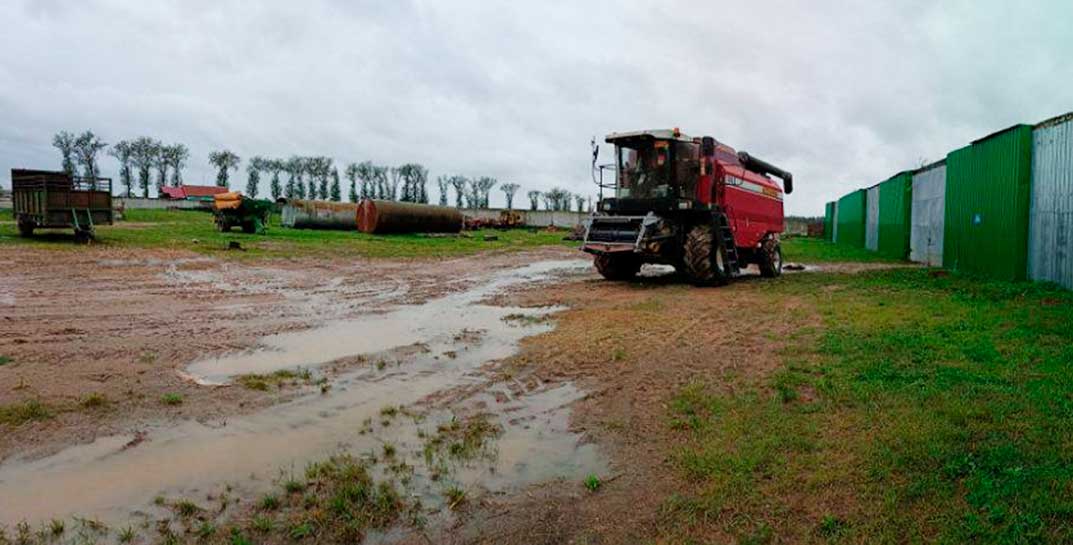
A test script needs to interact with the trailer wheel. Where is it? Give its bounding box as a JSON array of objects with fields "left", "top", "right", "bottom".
[
  {"left": 594, "top": 253, "right": 641, "bottom": 281},
  {"left": 684, "top": 224, "right": 729, "bottom": 286},
  {"left": 758, "top": 238, "right": 782, "bottom": 278},
  {"left": 241, "top": 221, "right": 257, "bottom": 234},
  {"left": 74, "top": 229, "right": 93, "bottom": 244},
  {"left": 17, "top": 220, "right": 35, "bottom": 237}
]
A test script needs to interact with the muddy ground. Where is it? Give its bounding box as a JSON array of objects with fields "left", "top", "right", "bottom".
[{"left": 1, "top": 244, "right": 861, "bottom": 544}]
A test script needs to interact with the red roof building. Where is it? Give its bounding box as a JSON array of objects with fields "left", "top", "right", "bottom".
[{"left": 160, "top": 185, "right": 230, "bottom": 201}]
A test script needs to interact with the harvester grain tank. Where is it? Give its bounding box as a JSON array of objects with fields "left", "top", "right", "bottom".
[
  {"left": 356, "top": 199, "right": 464, "bottom": 234},
  {"left": 583, "top": 129, "right": 793, "bottom": 285},
  {"left": 10, "top": 168, "right": 112, "bottom": 242}
]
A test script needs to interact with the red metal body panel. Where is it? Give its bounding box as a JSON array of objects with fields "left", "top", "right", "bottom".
[{"left": 691, "top": 142, "right": 785, "bottom": 249}]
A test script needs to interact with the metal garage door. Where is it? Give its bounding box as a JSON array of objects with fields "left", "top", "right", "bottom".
[
  {"left": 910, "top": 163, "right": 946, "bottom": 266},
  {"left": 865, "top": 185, "right": 879, "bottom": 251}
]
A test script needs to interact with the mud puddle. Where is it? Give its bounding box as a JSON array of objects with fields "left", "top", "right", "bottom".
[
  {"left": 185, "top": 259, "right": 590, "bottom": 384},
  {"left": 0, "top": 259, "right": 601, "bottom": 531}
]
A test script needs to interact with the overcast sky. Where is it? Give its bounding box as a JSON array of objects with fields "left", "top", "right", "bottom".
[{"left": 1, "top": 0, "right": 1070, "bottom": 215}]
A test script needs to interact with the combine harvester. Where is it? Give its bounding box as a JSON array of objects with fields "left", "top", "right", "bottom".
[{"left": 583, "top": 129, "right": 793, "bottom": 285}]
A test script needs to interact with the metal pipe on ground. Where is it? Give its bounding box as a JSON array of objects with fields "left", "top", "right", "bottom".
[
  {"left": 357, "top": 199, "right": 464, "bottom": 234},
  {"left": 279, "top": 199, "right": 359, "bottom": 230}
]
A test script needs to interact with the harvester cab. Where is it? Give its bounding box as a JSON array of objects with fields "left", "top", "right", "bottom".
[{"left": 583, "top": 129, "right": 792, "bottom": 286}]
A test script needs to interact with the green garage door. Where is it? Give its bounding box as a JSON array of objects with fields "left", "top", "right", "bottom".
[
  {"left": 877, "top": 172, "right": 913, "bottom": 260},
  {"left": 943, "top": 125, "right": 1033, "bottom": 281},
  {"left": 836, "top": 189, "right": 866, "bottom": 248}
]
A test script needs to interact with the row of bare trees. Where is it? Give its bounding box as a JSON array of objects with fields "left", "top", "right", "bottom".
[
  {"left": 50, "top": 132, "right": 590, "bottom": 210},
  {"left": 53, "top": 131, "right": 191, "bottom": 197}
]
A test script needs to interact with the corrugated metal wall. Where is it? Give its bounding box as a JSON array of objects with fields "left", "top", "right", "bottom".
[
  {"left": 865, "top": 185, "right": 880, "bottom": 251},
  {"left": 877, "top": 172, "right": 912, "bottom": 259},
  {"left": 910, "top": 163, "right": 946, "bottom": 266},
  {"left": 832, "top": 201, "right": 839, "bottom": 242},
  {"left": 1028, "top": 114, "right": 1073, "bottom": 288},
  {"left": 943, "top": 125, "right": 1034, "bottom": 281},
  {"left": 836, "top": 190, "right": 866, "bottom": 248},
  {"left": 824, "top": 202, "right": 835, "bottom": 241}
]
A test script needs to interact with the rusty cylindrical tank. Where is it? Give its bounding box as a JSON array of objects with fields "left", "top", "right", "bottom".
[
  {"left": 356, "top": 199, "right": 464, "bottom": 234},
  {"left": 279, "top": 199, "right": 359, "bottom": 230}
]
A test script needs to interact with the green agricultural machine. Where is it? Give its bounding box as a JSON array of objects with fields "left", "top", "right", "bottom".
[{"left": 213, "top": 192, "right": 273, "bottom": 234}]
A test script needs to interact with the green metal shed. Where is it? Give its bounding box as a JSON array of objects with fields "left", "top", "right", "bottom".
[
  {"left": 943, "top": 124, "right": 1033, "bottom": 281},
  {"left": 876, "top": 172, "right": 913, "bottom": 260},
  {"left": 836, "top": 189, "right": 866, "bottom": 248}
]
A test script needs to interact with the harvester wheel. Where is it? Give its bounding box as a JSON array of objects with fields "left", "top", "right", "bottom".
[
  {"left": 758, "top": 238, "right": 783, "bottom": 278},
  {"left": 684, "top": 224, "right": 729, "bottom": 286},
  {"left": 594, "top": 253, "right": 641, "bottom": 281}
]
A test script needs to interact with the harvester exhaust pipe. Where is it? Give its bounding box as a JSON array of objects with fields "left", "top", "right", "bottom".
[{"left": 738, "top": 151, "right": 793, "bottom": 194}]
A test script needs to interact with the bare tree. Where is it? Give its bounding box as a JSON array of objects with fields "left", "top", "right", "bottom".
[
  {"left": 73, "top": 131, "right": 108, "bottom": 179},
  {"left": 330, "top": 167, "right": 341, "bottom": 201},
  {"left": 373, "top": 166, "right": 389, "bottom": 199},
  {"left": 465, "top": 178, "right": 481, "bottom": 208},
  {"left": 266, "top": 159, "right": 284, "bottom": 200},
  {"left": 574, "top": 194, "right": 586, "bottom": 212},
  {"left": 151, "top": 141, "right": 169, "bottom": 194},
  {"left": 108, "top": 140, "right": 135, "bottom": 197},
  {"left": 389, "top": 167, "right": 404, "bottom": 201},
  {"left": 436, "top": 175, "right": 450, "bottom": 206},
  {"left": 476, "top": 177, "right": 497, "bottom": 208},
  {"left": 52, "top": 131, "right": 78, "bottom": 177},
  {"left": 246, "top": 156, "right": 264, "bottom": 198},
  {"left": 527, "top": 190, "right": 541, "bottom": 211},
  {"left": 314, "top": 157, "right": 333, "bottom": 200},
  {"left": 208, "top": 150, "right": 241, "bottom": 188},
  {"left": 130, "top": 137, "right": 157, "bottom": 198},
  {"left": 355, "top": 161, "right": 375, "bottom": 200},
  {"left": 284, "top": 156, "right": 301, "bottom": 199},
  {"left": 450, "top": 176, "right": 468, "bottom": 208},
  {"left": 345, "top": 163, "right": 360, "bottom": 202},
  {"left": 500, "top": 183, "right": 520, "bottom": 210},
  {"left": 162, "top": 143, "right": 190, "bottom": 186},
  {"left": 399, "top": 163, "right": 429, "bottom": 203}
]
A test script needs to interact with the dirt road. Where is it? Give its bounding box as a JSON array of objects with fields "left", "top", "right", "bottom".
[{"left": 1, "top": 244, "right": 836, "bottom": 543}]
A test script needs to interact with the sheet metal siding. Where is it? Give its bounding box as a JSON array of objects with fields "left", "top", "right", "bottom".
[
  {"left": 832, "top": 201, "right": 840, "bottom": 242},
  {"left": 836, "top": 190, "right": 866, "bottom": 248},
  {"left": 910, "top": 165, "right": 946, "bottom": 266},
  {"left": 943, "top": 125, "right": 1033, "bottom": 281},
  {"left": 865, "top": 185, "right": 880, "bottom": 251},
  {"left": 877, "top": 173, "right": 912, "bottom": 259},
  {"left": 1028, "top": 118, "right": 1073, "bottom": 288},
  {"left": 824, "top": 202, "right": 835, "bottom": 241}
]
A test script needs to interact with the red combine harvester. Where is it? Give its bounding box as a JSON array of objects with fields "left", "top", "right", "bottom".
[{"left": 583, "top": 129, "right": 793, "bottom": 285}]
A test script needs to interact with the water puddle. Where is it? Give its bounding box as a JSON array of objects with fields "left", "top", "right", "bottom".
[
  {"left": 185, "top": 259, "right": 590, "bottom": 384},
  {"left": 0, "top": 260, "right": 602, "bottom": 530}
]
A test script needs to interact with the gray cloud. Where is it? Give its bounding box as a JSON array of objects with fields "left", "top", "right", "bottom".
[{"left": 1, "top": 0, "right": 1070, "bottom": 214}]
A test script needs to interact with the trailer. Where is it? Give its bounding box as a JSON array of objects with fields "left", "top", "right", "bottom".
[
  {"left": 11, "top": 169, "right": 113, "bottom": 241},
  {"left": 212, "top": 192, "right": 273, "bottom": 234}
]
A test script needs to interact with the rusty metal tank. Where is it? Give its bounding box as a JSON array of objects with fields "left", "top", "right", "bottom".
[
  {"left": 280, "top": 199, "right": 359, "bottom": 230},
  {"left": 356, "top": 199, "right": 464, "bottom": 234}
]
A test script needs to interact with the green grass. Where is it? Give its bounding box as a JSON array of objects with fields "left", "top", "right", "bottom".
[
  {"left": 236, "top": 368, "right": 313, "bottom": 391},
  {"left": 0, "top": 355, "right": 11, "bottom": 366},
  {"left": 0, "top": 208, "right": 573, "bottom": 259},
  {"left": 0, "top": 400, "right": 52, "bottom": 426},
  {"left": 781, "top": 236, "right": 899, "bottom": 264},
  {"left": 160, "top": 392, "right": 184, "bottom": 406},
  {"left": 662, "top": 269, "right": 1073, "bottom": 543}
]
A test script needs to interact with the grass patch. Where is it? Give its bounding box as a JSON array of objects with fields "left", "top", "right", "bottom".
[
  {"left": 236, "top": 368, "right": 313, "bottom": 391},
  {"left": 80, "top": 392, "right": 111, "bottom": 410},
  {"left": 0, "top": 208, "right": 573, "bottom": 260},
  {"left": 0, "top": 355, "right": 11, "bottom": 366},
  {"left": 660, "top": 268, "right": 1073, "bottom": 542},
  {"left": 0, "top": 400, "right": 52, "bottom": 426},
  {"left": 160, "top": 393, "right": 184, "bottom": 406},
  {"left": 584, "top": 474, "right": 602, "bottom": 492},
  {"left": 781, "top": 236, "right": 898, "bottom": 263}
]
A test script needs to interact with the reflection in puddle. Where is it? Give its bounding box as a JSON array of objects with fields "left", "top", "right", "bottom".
[{"left": 0, "top": 260, "right": 603, "bottom": 530}]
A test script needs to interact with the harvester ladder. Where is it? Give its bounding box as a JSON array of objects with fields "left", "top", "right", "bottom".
[{"left": 716, "top": 214, "right": 740, "bottom": 276}]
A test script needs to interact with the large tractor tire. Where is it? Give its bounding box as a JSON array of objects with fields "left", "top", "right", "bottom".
[
  {"left": 684, "top": 224, "right": 729, "bottom": 286},
  {"left": 594, "top": 253, "right": 641, "bottom": 281},
  {"left": 758, "top": 237, "right": 783, "bottom": 278}
]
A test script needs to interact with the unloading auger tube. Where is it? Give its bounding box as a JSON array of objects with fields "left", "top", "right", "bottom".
[{"left": 737, "top": 151, "right": 793, "bottom": 194}]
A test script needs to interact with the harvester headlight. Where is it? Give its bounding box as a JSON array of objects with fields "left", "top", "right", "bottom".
[{"left": 678, "top": 201, "right": 692, "bottom": 209}]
